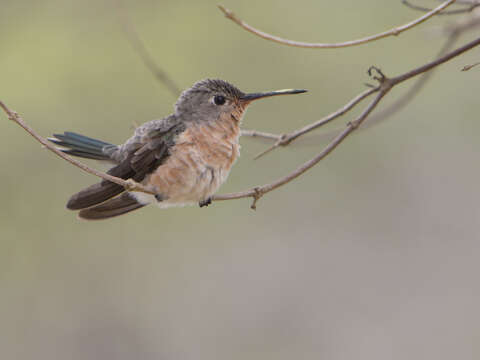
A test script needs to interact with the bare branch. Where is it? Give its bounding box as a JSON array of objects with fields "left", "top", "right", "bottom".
[
  {"left": 217, "top": 0, "right": 456, "bottom": 49},
  {"left": 115, "top": 0, "right": 181, "bottom": 97},
  {"left": 240, "top": 129, "right": 281, "bottom": 141},
  {"left": 212, "top": 35, "right": 480, "bottom": 208},
  {"left": 6, "top": 23, "right": 480, "bottom": 211},
  {"left": 253, "top": 87, "right": 379, "bottom": 159},
  {"left": 402, "top": 0, "right": 480, "bottom": 14},
  {"left": 244, "top": 12, "right": 480, "bottom": 149},
  {"left": 325, "top": 10, "right": 480, "bottom": 135},
  {"left": 213, "top": 87, "right": 391, "bottom": 208},
  {"left": 390, "top": 38, "right": 480, "bottom": 83},
  {"left": 0, "top": 101, "right": 156, "bottom": 196}
]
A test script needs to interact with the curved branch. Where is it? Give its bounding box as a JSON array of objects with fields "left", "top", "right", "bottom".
[
  {"left": 253, "top": 87, "right": 379, "bottom": 159},
  {"left": 212, "top": 35, "right": 480, "bottom": 208},
  {"left": 0, "top": 101, "right": 156, "bottom": 196},
  {"left": 213, "top": 89, "right": 389, "bottom": 209},
  {"left": 316, "top": 11, "right": 480, "bottom": 140},
  {"left": 243, "top": 13, "right": 480, "bottom": 150},
  {"left": 402, "top": 0, "right": 479, "bottom": 15},
  {"left": 218, "top": 0, "right": 456, "bottom": 49}
]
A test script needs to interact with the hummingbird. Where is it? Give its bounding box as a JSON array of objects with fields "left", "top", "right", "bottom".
[{"left": 49, "top": 79, "right": 306, "bottom": 220}]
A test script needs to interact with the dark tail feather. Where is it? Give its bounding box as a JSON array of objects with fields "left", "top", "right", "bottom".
[
  {"left": 78, "top": 193, "right": 145, "bottom": 220},
  {"left": 66, "top": 181, "right": 125, "bottom": 210},
  {"left": 49, "top": 132, "right": 117, "bottom": 161},
  {"left": 66, "top": 159, "right": 138, "bottom": 210}
]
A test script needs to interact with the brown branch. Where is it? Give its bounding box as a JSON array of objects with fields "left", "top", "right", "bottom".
[
  {"left": 253, "top": 87, "right": 380, "bottom": 159},
  {"left": 212, "top": 35, "right": 480, "bottom": 208},
  {"left": 5, "top": 37, "right": 480, "bottom": 211},
  {"left": 391, "top": 38, "right": 480, "bottom": 83},
  {"left": 213, "top": 85, "right": 391, "bottom": 209},
  {"left": 0, "top": 101, "right": 156, "bottom": 196},
  {"left": 402, "top": 0, "right": 480, "bottom": 14},
  {"left": 115, "top": 0, "right": 181, "bottom": 97},
  {"left": 240, "top": 129, "right": 281, "bottom": 141},
  {"left": 243, "top": 12, "right": 480, "bottom": 149},
  {"left": 323, "top": 10, "right": 480, "bottom": 137},
  {"left": 218, "top": 0, "right": 456, "bottom": 49}
]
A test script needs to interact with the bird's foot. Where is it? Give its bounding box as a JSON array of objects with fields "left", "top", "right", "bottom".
[{"left": 199, "top": 197, "right": 212, "bottom": 208}]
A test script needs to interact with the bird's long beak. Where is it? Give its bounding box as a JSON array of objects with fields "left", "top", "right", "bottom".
[{"left": 240, "top": 89, "right": 307, "bottom": 103}]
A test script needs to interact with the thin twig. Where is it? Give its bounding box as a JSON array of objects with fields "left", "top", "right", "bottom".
[
  {"left": 116, "top": 0, "right": 181, "bottom": 97},
  {"left": 212, "top": 36, "right": 480, "bottom": 208},
  {"left": 318, "top": 11, "right": 480, "bottom": 139},
  {"left": 240, "top": 129, "right": 281, "bottom": 141},
  {"left": 0, "top": 101, "right": 156, "bottom": 195},
  {"left": 243, "top": 13, "right": 480, "bottom": 148},
  {"left": 391, "top": 38, "right": 480, "bottom": 83},
  {"left": 213, "top": 86, "right": 391, "bottom": 207},
  {"left": 253, "top": 87, "right": 379, "bottom": 159},
  {"left": 402, "top": 0, "right": 480, "bottom": 14},
  {"left": 217, "top": 0, "right": 456, "bottom": 49},
  {"left": 461, "top": 61, "right": 480, "bottom": 70}
]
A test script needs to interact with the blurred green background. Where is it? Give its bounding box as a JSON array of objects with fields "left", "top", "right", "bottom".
[{"left": 1, "top": 1, "right": 480, "bottom": 359}]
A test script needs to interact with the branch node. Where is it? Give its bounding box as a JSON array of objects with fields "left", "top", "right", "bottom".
[
  {"left": 279, "top": 133, "right": 291, "bottom": 146},
  {"left": 218, "top": 5, "right": 236, "bottom": 21},
  {"left": 124, "top": 178, "right": 140, "bottom": 191},
  {"left": 8, "top": 111, "right": 19, "bottom": 121},
  {"left": 253, "top": 133, "right": 293, "bottom": 160},
  {"left": 367, "top": 66, "right": 387, "bottom": 83},
  {"left": 347, "top": 120, "right": 359, "bottom": 130},
  {"left": 217, "top": 0, "right": 457, "bottom": 49},
  {"left": 250, "top": 187, "right": 263, "bottom": 210}
]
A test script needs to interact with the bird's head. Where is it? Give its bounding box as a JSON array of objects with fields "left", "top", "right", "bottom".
[{"left": 174, "top": 79, "right": 306, "bottom": 124}]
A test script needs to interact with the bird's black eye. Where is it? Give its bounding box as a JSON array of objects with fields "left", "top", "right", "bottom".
[{"left": 213, "top": 95, "right": 226, "bottom": 105}]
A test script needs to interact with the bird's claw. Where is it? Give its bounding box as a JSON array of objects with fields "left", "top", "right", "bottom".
[{"left": 199, "top": 197, "right": 212, "bottom": 208}]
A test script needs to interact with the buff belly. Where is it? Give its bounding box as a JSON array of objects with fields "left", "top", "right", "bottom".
[{"left": 131, "top": 121, "right": 240, "bottom": 207}]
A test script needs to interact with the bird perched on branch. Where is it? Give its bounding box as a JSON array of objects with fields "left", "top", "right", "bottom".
[{"left": 49, "top": 79, "right": 306, "bottom": 220}]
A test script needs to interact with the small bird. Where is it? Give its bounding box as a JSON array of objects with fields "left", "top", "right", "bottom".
[{"left": 49, "top": 79, "right": 306, "bottom": 220}]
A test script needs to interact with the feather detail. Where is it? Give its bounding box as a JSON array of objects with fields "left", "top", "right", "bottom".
[
  {"left": 78, "top": 193, "right": 145, "bottom": 220},
  {"left": 48, "top": 132, "right": 117, "bottom": 161}
]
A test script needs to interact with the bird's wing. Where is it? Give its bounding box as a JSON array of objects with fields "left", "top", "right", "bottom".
[{"left": 66, "top": 116, "right": 186, "bottom": 210}]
